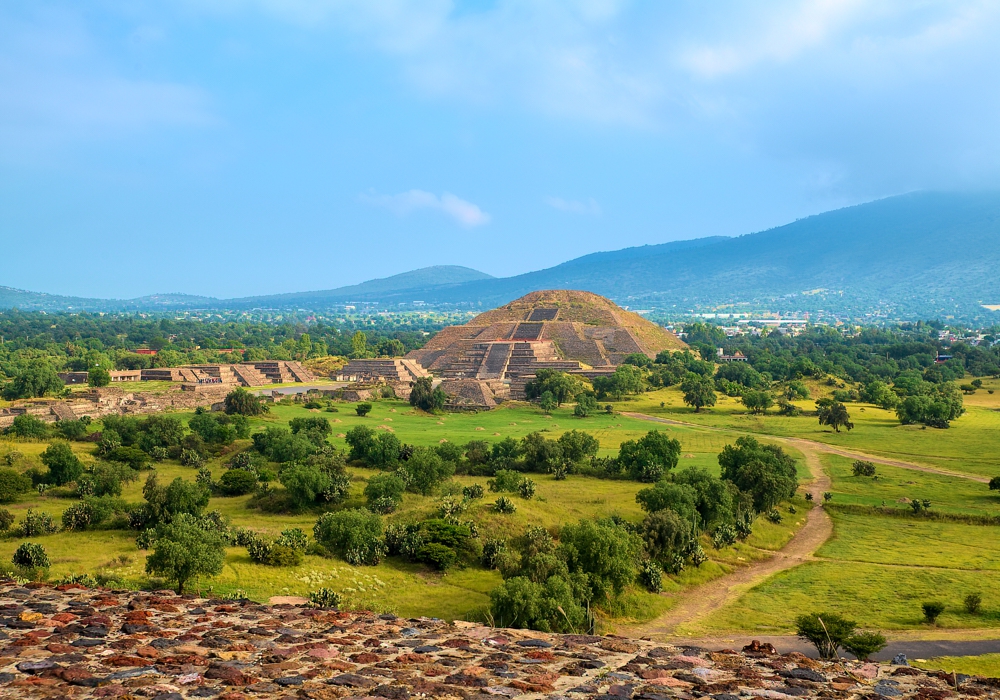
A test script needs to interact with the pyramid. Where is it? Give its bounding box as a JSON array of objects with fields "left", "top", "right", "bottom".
[{"left": 406, "top": 290, "right": 685, "bottom": 380}]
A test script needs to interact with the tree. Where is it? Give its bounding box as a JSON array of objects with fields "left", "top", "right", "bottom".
[
  {"left": 559, "top": 519, "right": 641, "bottom": 602},
  {"left": 401, "top": 447, "right": 454, "bottom": 495},
  {"left": 680, "top": 372, "right": 716, "bottom": 412},
  {"left": 145, "top": 513, "right": 226, "bottom": 594},
  {"left": 641, "top": 509, "right": 693, "bottom": 565},
  {"left": 636, "top": 481, "right": 699, "bottom": 522},
  {"left": 313, "top": 508, "right": 385, "bottom": 566},
  {"left": 842, "top": 631, "right": 888, "bottom": 662},
  {"left": 896, "top": 386, "right": 964, "bottom": 428},
  {"left": 87, "top": 366, "right": 111, "bottom": 387},
  {"left": 364, "top": 473, "right": 406, "bottom": 511},
  {"left": 861, "top": 380, "right": 898, "bottom": 410},
  {"left": 13, "top": 542, "right": 50, "bottom": 570},
  {"left": 5, "top": 414, "right": 49, "bottom": 439},
  {"left": 852, "top": 460, "right": 876, "bottom": 477},
  {"left": 673, "top": 467, "right": 735, "bottom": 529},
  {"left": 2, "top": 363, "right": 64, "bottom": 400},
  {"left": 520, "top": 432, "right": 563, "bottom": 473},
  {"left": 41, "top": 441, "right": 84, "bottom": 485},
  {"left": 617, "top": 430, "right": 681, "bottom": 482},
  {"left": 350, "top": 331, "right": 369, "bottom": 359},
  {"left": 922, "top": 601, "right": 945, "bottom": 624},
  {"left": 718, "top": 436, "right": 798, "bottom": 513},
  {"left": 557, "top": 430, "right": 599, "bottom": 463},
  {"left": 817, "top": 400, "right": 854, "bottom": 432},
  {"left": 217, "top": 468, "right": 259, "bottom": 496},
  {"left": 355, "top": 402, "right": 373, "bottom": 416},
  {"left": 224, "top": 388, "right": 268, "bottom": 416},
  {"left": 795, "top": 612, "right": 858, "bottom": 659},
  {"left": 573, "top": 393, "right": 599, "bottom": 417},
  {"left": 741, "top": 390, "right": 774, "bottom": 415},
  {"left": 279, "top": 463, "right": 333, "bottom": 508},
  {"left": 409, "top": 377, "right": 447, "bottom": 411},
  {"left": 592, "top": 365, "right": 645, "bottom": 400},
  {"left": 0, "top": 469, "right": 32, "bottom": 503},
  {"left": 524, "top": 370, "right": 583, "bottom": 406}
]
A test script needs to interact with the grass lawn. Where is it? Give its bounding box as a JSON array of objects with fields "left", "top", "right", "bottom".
[
  {"left": 823, "top": 454, "right": 1000, "bottom": 517},
  {"left": 913, "top": 653, "right": 1000, "bottom": 677},
  {"left": 615, "top": 387, "right": 1000, "bottom": 479}
]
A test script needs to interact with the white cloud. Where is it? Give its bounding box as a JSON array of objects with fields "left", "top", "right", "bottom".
[
  {"left": 361, "top": 189, "right": 491, "bottom": 227},
  {"left": 545, "top": 196, "right": 601, "bottom": 215}
]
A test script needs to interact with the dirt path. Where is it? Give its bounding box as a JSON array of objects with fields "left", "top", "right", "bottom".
[
  {"left": 621, "top": 440, "right": 833, "bottom": 638},
  {"left": 621, "top": 412, "right": 989, "bottom": 483},
  {"left": 617, "top": 411, "right": 988, "bottom": 639}
]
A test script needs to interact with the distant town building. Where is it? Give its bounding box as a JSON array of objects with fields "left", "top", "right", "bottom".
[{"left": 717, "top": 348, "right": 748, "bottom": 362}]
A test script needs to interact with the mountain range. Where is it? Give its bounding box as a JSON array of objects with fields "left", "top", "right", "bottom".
[{"left": 4, "top": 192, "right": 1000, "bottom": 321}]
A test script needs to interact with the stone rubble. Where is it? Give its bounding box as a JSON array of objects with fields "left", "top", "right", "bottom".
[{"left": 0, "top": 582, "right": 995, "bottom": 700}]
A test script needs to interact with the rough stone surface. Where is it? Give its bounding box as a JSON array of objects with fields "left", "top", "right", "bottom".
[{"left": 0, "top": 582, "right": 994, "bottom": 699}]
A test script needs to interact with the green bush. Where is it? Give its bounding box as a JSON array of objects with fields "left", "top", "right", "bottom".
[
  {"left": 0, "top": 468, "right": 32, "bottom": 503},
  {"left": 795, "top": 612, "right": 858, "bottom": 659},
  {"left": 217, "top": 468, "right": 259, "bottom": 496},
  {"left": 309, "top": 588, "right": 342, "bottom": 608},
  {"left": 416, "top": 542, "right": 457, "bottom": 571},
  {"left": 12, "top": 542, "right": 50, "bottom": 569},
  {"left": 145, "top": 513, "right": 226, "bottom": 593},
  {"left": 41, "top": 442, "right": 84, "bottom": 486},
  {"left": 401, "top": 447, "right": 454, "bottom": 495},
  {"left": 639, "top": 559, "right": 663, "bottom": 593},
  {"left": 6, "top": 414, "right": 50, "bottom": 439},
  {"left": 923, "top": 601, "right": 945, "bottom": 624},
  {"left": 617, "top": 430, "right": 681, "bottom": 482},
  {"left": 481, "top": 538, "right": 506, "bottom": 569},
  {"left": 517, "top": 478, "right": 536, "bottom": 499},
  {"left": 313, "top": 509, "right": 385, "bottom": 566},
  {"left": 0, "top": 509, "right": 13, "bottom": 531},
  {"left": 712, "top": 524, "right": 738, "bottom": 549},
  {"left": 364, "top": 473, "right": 406, "bottom": 511},
  {"left": 852, "top": 460, "right": 877, "bottom": 477},
  {"left": 965, "top": 593, "right": 983, "bottom": 614},
  {"left": 642, "top": 509, "right": 692, "bottom": 566},
  {"left": 488, "top": 469, "right": 522, "bottom": 493},
  {"left": 462, "top": 483, "right": 484, "bottom": 500},
  {"left": 62, "top": 502, "right": 93, "bottom": 531},
  {"left": 224, "top": 388, "right": 269, "bottom": 416},
  {"left": 842, "top": 631, "right": 888, "bottom": 662},
  {"left": 489, "top": 575, "right": 587, "bottom": 633},
  {"left": 492, "top": 496, "right": 516, "bottom": 514},
  {"left": 279, "top": 463, "right": 333, "bottom": 509},
  {"left": 355, "top": 402, "right": 373, "bottom": 417},
  {"left": 16, "top": 509, "right": 58, "bottom": 536}
]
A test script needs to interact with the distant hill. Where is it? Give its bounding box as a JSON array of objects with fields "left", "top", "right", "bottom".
[{"left": 3, "top": 193, "right": 999, "bottom": 320}]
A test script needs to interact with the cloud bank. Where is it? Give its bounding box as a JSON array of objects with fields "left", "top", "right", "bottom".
[{"left": 360, "top": 189, "right": 491, "bottom": 227}]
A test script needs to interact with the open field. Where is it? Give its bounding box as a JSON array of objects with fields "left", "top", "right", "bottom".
[{"left": 615, "top": 385, "right": 1000, "bottom": 479}]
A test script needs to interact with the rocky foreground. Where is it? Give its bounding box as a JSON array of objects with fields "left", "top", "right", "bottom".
[{"left": 0, "top": 583, "right": 994, "bottom": 700}]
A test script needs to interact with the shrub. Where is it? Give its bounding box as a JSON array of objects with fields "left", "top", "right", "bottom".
[
  {"left": 462, "top": 483, "right": 484, "bottom": 500},
  {"left": 6, "top": 414, "right": 50, "bottom": 439},
  {"left": 224, "top": 388, "right": 268, "bottom": 416},
  {"left": 279, "top": 464, "right": 333, "bottom": 509},
  {"left": 489, "top": 575, "right": 587, "bottom": 633},
  {"left": 766, "top": 509, "right": 783, "bottom": 524},
  {"left": 492, "top": 496, "right": 516, "bottom": 514},
  {"left": 517, "top": 478, "right": 536, "bottom": 499},
  {"left": 719, "top": 436, "right": 798, "bottom": 513},
  {"left": 108, "top": 446, "right": 152, "bottom": 470},
  {"left": 145, "top": 513, "right": 227, "bottom": 593},
  {"left": 795, "top": 612, "right": 858, "bottom": 659},
  {"left": 0, "top": 509, "right": 14, "bottom": 531},
  {"left": 481, "top": 538, "right": 506, "bottom": 569},
  {"left": 852, "top": 460, "right": 877, "bottom": 477},
  {"left": 62, "top": 502, "right": 93, "bottom": 530},
  {"left": 12, "top": 542, "right": 50, "bottom": 569},
  {"left": 41, "top": 442, "right": 84, "bottom": 486},
  {"left": 409, "top": 377, "right": 447, "bottom": 411},
  {"left": 0, "top": 468, "right": 32, "bottom": 503},
  {"left": 313, "top": 509, "right": 386, "bottom": 566},
  {"left": 991, "top": 477, "right": 1000, "bottom": 491},
  {"left": 712, "top": 524, "right": 738, "bottom": 549},
  {"left": 488, "top": 469, "right": 522, "bottom": 493},
  {"left": 247, "top": 537, "right": 303, "bottom": 567},
  {"left": 364, "top": 473, "right": 406, "bottom": 512},
  {"left": 16, "top": 509, "right": 58, "bottom": 536},
  {"left": 922, "top": 601, "right": 945, "bottom": 624},
  {"left": 842, "top": 631, "right": 888, "bottom": 662},
  {"left": 617, "top": 430, "right": 681, "bottom": 482},
  {"left": 401, "top": 447, "right": 454, "bottom": 495},
  {"left": 309, "top": 588, "right": 342, "bottom": 608},
  {"left": 417, "top": 542, "right": 457, "bottom": 571},
  {"left": 217, "top": 468, "right": 259, "bottom": 496},
  {"left": 965, "top": 593, "right": 983, "bottom": 614},
  {"left": 355, "top": 402, "right": 373, "bottom": 417},
  {"left": 639, "top": 559, "right": 663, "bottom": 593},
  {"left": 179, "top": 449, "right": 204, "bottom": 468}
]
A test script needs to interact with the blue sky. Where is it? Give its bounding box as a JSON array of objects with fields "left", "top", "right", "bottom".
[{"left": 3, "top": 1, "right": 1000, "bottom": 299}]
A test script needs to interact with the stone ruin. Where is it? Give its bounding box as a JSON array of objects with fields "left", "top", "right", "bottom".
[{"left": 0, "top": 581, "right": 994, "bottom": 700}]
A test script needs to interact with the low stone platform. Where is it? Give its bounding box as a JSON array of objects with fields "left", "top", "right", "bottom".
[{"left": 0, "top": 582, "right": 994, "bottom": 699}]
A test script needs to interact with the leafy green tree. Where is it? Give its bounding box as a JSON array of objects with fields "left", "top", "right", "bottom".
[
  {"left": 409, "top": 377, "right": 448, "bottom": 411},
  {"left": 56, "top": 419, "right": 91, "bottom": 441},
  {"left": 861, "top": 380, "right": 898, "bottom": 409},
  {"left": 538, "top": 391, "right": 557, "bottom": 412},
  {"left": 145, "top": 513, "right": 226, "bottom": 593},
  {"left": 289, "top": 416, "right": 332, "bottom": 445},
  {"left": 217, "top": 468, "right": 259, "bottom": 496},
  {"left": 355, "top": 402, "right": 373, "bottom": 416},
  {"left": 364, "top": 473, "right": 406, "bottom": 511},
  {"left": 489, "top": 575, "right": 587, "bottom": 632},
  {"left": 817, "top": 400, "right": 854, "bottom": 432},
  {"left": 741, "top": 389, "right": 774, "bottom": 415},
  {"left": 680, "top": 372, "right": 717, "bottom": 412},
  {"left": 795, "top": 612, "right": 858, "bottom": 659},
  {"left": 279, "top": 464, "right": 333, "bottom": 508},
  {"left": 41, "top": 441, "right": 84, "bottom": 485},
  {"left": 252, "top": 427, "right": 316, "bottom": 463},
  {"left": 0, "top": 469, "right": 32, "bottom": 503},
  {"left": 5, "top": 414, "right": 49, "bottom": 439},
  {"left": 224, "top": 388, "right": 268, "bottom": 416},
  {"left": 87, "top": 366, "right": 111, "bottom": 387},
  {"left": 718, "top": 436, "right": 798, "bottom": 513},
  {"left": 922, "top": 601, "right": 945, "bottom": 624},
  {"left": 350, "top": 331, "right": 369, "bottom": 359},
  {"left": 401, "top": 447, "right": 454, "bottom": 495},
  {"left": 842, "top": 631, "right": 888, "bottom": 662},
  {"left": 592, "top": 365, "right": 645, "bottom": 400},
  {"left": 2, "top": 362, "right": 64, "bottom": 400},
  {"left": 673, "top": 467, "right": 735, "bottom": 528},
  {"left": 313, "top": 508, "right": 385, "bottom": 565},
  {"left": 520, "top": 432, "right": 563, "bottom": 473},
  {"left": 13, "top": 542, "right": 50, "bottom": 570},
  {"left": 524, "top": 369, "right": 583, "bottom": 406},
  {"left": 896, "top": 385, "right": 964, "bottom": 428},
  {"left": 784, "top": 381, "right": 810, "bottom": 400},
  {"left": 573, "top": 393, "right": 599, "bottom": 417},
  {"left": 557, "top": 430, "right": 599, "bottom": 463},
  {"left": 617, "top": 430, "right": 681, "bottom": 482},
  {"left": 559, "top": 519, "right": 641, "bottom": 602},
  {"left": 641, "top": 509, "right": 692, "bottom": 565},
  {"left": 636, "top": 480, "right": 699, "bottom": 521}
]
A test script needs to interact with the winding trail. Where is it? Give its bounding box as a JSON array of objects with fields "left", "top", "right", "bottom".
[{"left": 617, "top": 411, "right": 990, "bottom": 640}]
